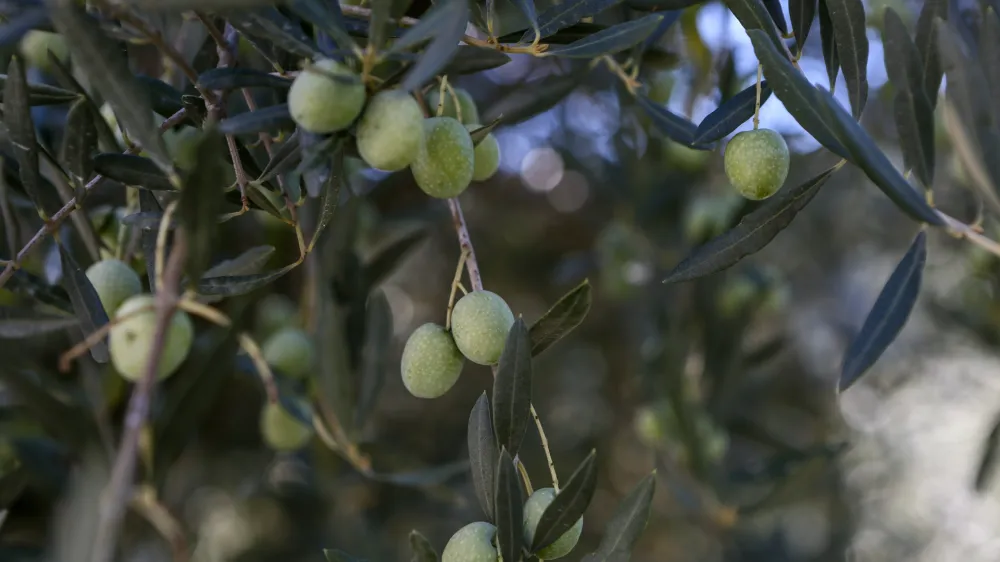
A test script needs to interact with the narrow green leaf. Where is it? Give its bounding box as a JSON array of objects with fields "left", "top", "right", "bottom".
[
  {"left": 544, "top": 14, "right": 664, "bottom": 58},
  {"left": 178, "top": 128, "right": 226, "bottom": 285},
  {"left": 288, "top": 0, "right": 358, "bottom": 55},
  {"left": 7, "top": 270, "right": 72, "bottom": 312},
  {"left": 840, "top": 230, "right": 926, "bottom": 391},
  {"left": 0, "top": 370, "right": 95, "bottom": 445},
  {"left": 492, "top": 319, "right": 532, "bottom": 457},
  {"left": 227, "top": 8, "right": 323, "bottom": 59},
  {"left": 635, "top": 11, "right": 681, "bottom": 60},
  {"left": 494, "top": 448, "right": 523, "bottom": 562},
  {"left": 5, "top": 55, "right": 61, "bottom": 217},
  {"left": 135, "top": 76, "right": 185, "bottom": 119},
  {"left": 92, "top": 154, "right": 175, "bottom": 191},
  {"left": 355, "top": 290, "right": 392, "bottom": 429},
  {"left": 0, "top": 308, "right": 79, "bottom": 339},
  {"left": 531, "top": 450, "right": 598, "bottom": 553},
  {"left": 197, "top": 68, "right": 292, "bottom": 91},
  {"left": 196, "top": 263, "right": 297, "bottom": 297},
  {"left": 635, "top": 95, "right": 704, "bottom": 148},
  {"left": 762, "top": 0, "right": 789, "bottom": 35},
  {"left": 409, "top": 530, "right": 438, "bottom": 562},
  {"left": 368, "top": 0, "right": 395, "bottom": 51},
  {"left": 789, "top": 0, "right": 817, "bottom": 55},
  {"left": 400, "top": 0, "right": 470, "bottom": 92},
  {"left": 42, "top": 54, "right": 118, "bottom": 154},
  {"left": 528, "top": 279, "right": 592, "bottom": 356},
  {"left": 663, "top": 165, "right": 837, "bottom": 284},
  {"left": 747, "top": 30, "right": 850, "bottom": 158},
  {"left": 61, "top": 100, "right": 97, "bottom": 195},
  {"left": 45, "top": 0, "right": 172, "bottom": 174},
  {"left": 580, "top": 471, "right": 657, "bottom": 562},
  {"left": 257, "top": 131, "right": 301, "bottom": 184},
  {"left": 482, "top": 71, "right": 585, "bottom": 125},
  {"left": 522, "top": 0, "right": 622, "bottom": 44},
  {"left": 218, "top": 104, "right": 294, "bottom": 136},
  {"left": 818, "top": 0, "right": 839, "bottom": 89},
  {"left": 469, "top": 117, "right": 502, "bottom": 147},
  {"left": 882, "top": 9, "right": 934, "bottom": 187},
  {"left": 313, "top": 144, "right": 345, "bottom": 246},
  {"left": 976, "top": 410, "right": 1000, "bottom": 492},
  {"left": 362, "top": 230, "right": 427, "bottom": 289},
  {"left": 469, "top": 392, "right": 499, "bottom": 521},
  {"left": 121, "top": 211, "right": 163, "bottom": 229},
  {"left": 441, "top": 45, "right": 512, "bottom": 75},
  {"left": 138, "top": 190, "right": 163, "bottom": 292},
  {"left": 693, "top": 81, "right": 772, "bottom": 145},
  {"left": 57, "top": 243, "right": 109, "bottom": 363},
  {"left": 324, "top": 549, "right": 364, "bottom": 562},
  {"left": 367, "top": 460, "right": 469, "bottom": 486},
  {"left": 915, "top": 0, "right": 946, "bottom": 107},
  {"left": 825, "top": 0, "right": 868, "bottom": 118},
  {"left": 0, "top": 74, "right": 78, "bottom": 105},
  {"left": 723, "top": 0, "right": 788, "bottom": 61},
  {"left": 203, "top": 246, "right": 276, "bottom": 279}
]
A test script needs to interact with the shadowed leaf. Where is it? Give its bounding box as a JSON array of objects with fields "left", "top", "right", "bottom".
[
  {"left": 495, "top": 448, "right": 523, "bottom": 562},
  {"left": 531, "top": 450, "right": 598, "bottom": 553},
  {"left": 840, "top": 230, "right": 926, "bottom": 391},
  {"left": 218, "top": 104, "right": 294, "bottom": 136},
  {"left": 442, "top": 45, "right": 512, "bottom": 75},
  {"left": 228, "top": 8, "right": 322, "bottom": 59},
  {"left": 470, "top": 117, "right": 502, "bottom": 146},
  {"left": 544, "top": 14, "right": 664, "bottom": 58},
  {"left": 493, "top": 319, "right": 532, "bottom": 456},
  {"left": 409, "top": 530, "right": 438, "bottom": 562},
  {"left": 825, "top": 0, "right": 868, "bottom": 118},
  {"left": 355, "top": 290, "right": 392, "bottom": 429},
  {"left": 482, "top": 71, "right": 585, "bottom": 125},
  {"left": 5, "top": 55, "right": 61, "bottom": 216},
  {"left": 522, "top": 0, "right": 621, "bottom": 44},
  {"left": 58, "top": 243, "right": 109, "bottom": 363},
  {"left": 400, "top": 0, "right": 470, "bottom": 92},
  {"left": 724, "top": 0, "right": 788, "bottom": 61},
  {"left": 528, "top": 279, "right": 592, "bottom": 356},
  {"left": 197, "top": 68, "right": 292, "bottom": 91},
  {"left": 61, "top": 100, "right": 97, "bottom": 196},
  {"left": 915, "top": 0, "right": 946, "bottom": 107},
  {"left": 976, "top": 409, "right": 1000, "bottom": 492},
  {"left": 635, "top": 94, "right": 705, "bottom": 148},
  {"left": 469, "top": 392, "right": 498, "bottom": 521},
  {"left": 762, "top": 0, "right": 788, "bottom": 34},
  {"left": 121, "top": 211, "right": 163, "bottom": 229},
  {"left": 580, "top": 471, "right": 657, "bottom": 562},
  {"left": 368, "top": 460, "right": 469, "bottom": 486},
  {"left": 178, "top": 128, "right": 226, "bottom": 285},
  {"left": 196, "top": 263, "right": 297, "bottom": 297},
  {"left": 789, "top": 0, "right": 816, "bottom": 55},
  {"left": 289, "top": 0, "right": 357, "bottom": 54},
  {"left": 0, "top": 6, "right": 47, "bottom": 50},
  {"left": 257, "top": 131, "right": 301, "bottom": 184},
  {"left": 203, "top": 246, "right": 276, "bottom": 279},
  {"left": 818, "top": 0, "right": 839, "bottom": 89},
  {"left": 693, "top": 81, "right": 772, "bottom": 145},
  {"left": 92, "top": 154, "right": 174, "bottom": 191},
  {"left": 0, "top": 307, "right": 78, "bottom": 339},
  {"left": 0, "top": 370, "right": 95, "bottom": 447},
  {"left": 135, "top": 76, "right": 185, "bottom": 119},
  {"left": 0, "top": 74, "right": 78, "bottom": 105}
]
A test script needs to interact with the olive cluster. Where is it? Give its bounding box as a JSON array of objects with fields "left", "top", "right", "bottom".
[{"left": 287, "top": 58, "right": 501, "bottom": 199}]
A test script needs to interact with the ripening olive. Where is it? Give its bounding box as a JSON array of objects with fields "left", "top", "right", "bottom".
[
  {"left": 523, "top": 488, "right": 583, "bottom": 560},
  {"left": 260, "top": 400, "right": 314, "bottom": 451},
  {"left": 411, "top": 117, "right": 475, "bottom": 198},
  {"left": 288, "top": 59, "right": 366, "bottom": 134},
  {"left": 723, "top": 129, "right": 789, "bottom": 200},
  {"left": 464, "top": 124, "right": 501, "bottom": 182},
  {"left": 450, "top": 290, "right": 515, "bottom": 366},
  {"left": 356, "top": 90, "right": 424, "bottom": 172},
  {"left": 426, "top": 88, "right": 481, "bottom": 124},
  {"left": 109, "top": 294, "right": 194, "bottom": 382},
  {"left": 441, "top": 522, "right": 499, "bottom": 562},
  {"left": 400, "top": 323, "right": 465, "bottom": 399},
  {"left": 262, "top": 327, "right": 315, "bottom": 379},
  {"left": 85, "top": 258, "right": 143, "bottom": 317}
]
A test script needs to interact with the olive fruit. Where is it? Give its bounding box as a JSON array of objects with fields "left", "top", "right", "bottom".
[
  {"left": 109, "top": 294, "right": 194, "bottom": 382},
  {"left": 450, "top": 290, "right": 515, "bottom": 366},
  {"left": 411, "top": 117, "right": 475, "bottom": 198},
  {"left": 356, "top": 90, "right": 424, "bottom": 172},
  {"left": 523, "top": 488, "right": 583, "bottom": 559},
  {"left": 262, "top": 327, "right": 314, "bottom": 379},
  {"left": 255, "top": 293, "right": 299, "bottom": 339},
  {"left": 163, "top": 126, "right": 202, "bottom": 171},
  {"left": 85, "top": 258, "right": 143, "bottom": 317},
  {"left": 723, "top": 129, "right": 789, "bottom": 200},
  {"left": 646, "top": 69, "right": 675, "bottom": 104},
  {"left": 260, "top": 400, "right": 314, "bottom": 451},
  {"left": 441, "top": 522, "right": 498, "bottom": 562},
  {"left": 400, "top": 323, "right": 465, "bottom": 399},
  {"left": 426, "top": 88, "right": 481, "bottom": 124},
  {"left": 19, "top": 30, "right": 69, "bottom": 72},
  {"left": 464, "top": 124, "right": 501, "bottom": 182},
  {"left": 288, "top": 59, "right": 365, "bottom": 134}
]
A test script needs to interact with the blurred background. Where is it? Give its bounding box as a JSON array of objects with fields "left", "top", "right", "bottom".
[{"left": 5, "top": 0, "right": 1000, "bottom": 561}]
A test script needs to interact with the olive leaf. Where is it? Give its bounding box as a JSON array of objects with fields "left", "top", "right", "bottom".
[
  {"left": 723, "top": 0, "right": 788, "bottom": 61},
  {"left": 915, "top": 0, "right": 947, "bottom": 107},
  {"left": 522, "top": 0, "right": 620, "bottom": 44},
  {"left": 218, "top": 104, "right": 295, "bottom": 136},
  {"left": 441, "top": 45, "right": 512, "bottom": 75},
  {"left": 0, "top": 307, "right": 79, "bottom": 339},
  {"left": 543, "top": 14, "right": 665, "bottom": 59},
  {"left": 469, "top": 117, "right": 502, "bottom": 147},
  {"left": 494, "top": 448, "right": 523, "bottom": 562},
  {"left": 825, "top": 0, "right": 869, "bottom": 118},
  {"left": 409, "top": 530, "right": 438, "bottom": 562},
  {"left": 789, "top": 0, "right": 817, "bottom": 55},
  {"left": 135, "top": 76, "right": 185, "bottom": 119},
  {"left": 92, "top": 156, "right": 175, "bottom": 192},
  {"left": 493, "top": 319, "right": 532, "bottom": 457},
  {"left": 469, "top": 392, "right": 499, "bottom": 521},
  {"left": 288, "top": 0, "right": 358, "bottom": 55},
  {"left": 528, "top": 279, "right": 591, "bottom": 356},
  {"left": 635, "top": 94, "right": 706, "bottom": 149},
  {"left": 818, "top": 0, "right": 839, "bottom": 90},
  {"left": 362, "top": 229, "right": 427, "bottom": 290},
  {"left": 761, "top": 0, "right": 788, "bottom": 34},
  {"left": 196, "top": 263, "right": 298, "bottom": 297},
  {"left": 197, "top": 68, "right": 293, "bottom": 91},
  {"left": 257, "top": 131, "right": 302, "bottom": 184},
  {"left": 57, "top": 243, "right": 109, "bottom": 363},
  {"left": 530, "top": 449, "right": 598, "bottom": 553},
  {"left": 400, "top": 0, "right": 470, "bottom": 92},
  {"left": 839, "top": 230, "right": 926, "bottom": 391},
  {"left": 482, "top": 71, "right": 585, "bottom": 125},
  {"left": 139, "top": 190, "right": 164, "bottom": 292},
  {"left": 580, "top": 471, "right": 657, "bottom": 562},
  {"left": 203, "top": 246, "right": 276, "bottom": 279},
  {"left": 227, "top": 8, "right": 323, "bottom": 59},
  {"left": 692, "top": 81, "right": 772, "bottom": 145},
  {"left": 178, "top": 128, "right": 227, "bottom": 286},
  {"left": 61, "top": 99, "right": 98, "bottom": 196},
  {"left": 976, "top": 409, "right": 1000, "bottom": 492},
  {"left": 0, "top": 74, "right": 78, "bottom": 105}
]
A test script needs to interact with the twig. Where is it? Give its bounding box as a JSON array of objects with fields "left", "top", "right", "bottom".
[
  {"left": 0, "top": 109, "right": 188, "bottom": 290},
  {"left": 753, "top": 63, "right": 763, "bottom": 130},
  {"left": 445, "top": 248, "right": 469, "bottom": 330},
  {"left": 89, "top": 232, "right": 189, "bottom": 562},
  {"left": 530, "top": 404, "right": 559, "bottom": 491}
]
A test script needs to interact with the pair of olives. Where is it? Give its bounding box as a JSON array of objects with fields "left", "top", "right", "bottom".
[
  {"left": 287, "top": 59, "right": 501, "bottom": 199},
  {"left": 400, "top": 290, "right": 514, "bottom": 399},
  {"left": 441, "top": 488, "right": 584, "bottom": 562}
]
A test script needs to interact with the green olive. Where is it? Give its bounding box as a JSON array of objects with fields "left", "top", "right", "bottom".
[
  {"left": 523, "top": 488, "right": 583, "bottom": 559},
  {"left": 723, "top": 129, "right": 789, "bottom": 200},
  {"left": 464, "top": 124, "right": 501, "bottom": 182},
  {"left": 85, "top": 258, "right": 143, "bottom": 317},
  {"left": 261, "top": 327, "right": 315, "bottom": 379},
  {"left": 288, "top": 59, "right": 366, "bottom": 134},
  {"left": 109, "top": 294, "right": 194, "bottom": 382},
  {"left": 400, "top": 323, "right": 465, "bottom": 398},
  {"left": 411, "top": 117, "right": 475, "bottom": 199},
  {"left": 356, "top": 90, "right": 425, "bottom": 172},
  {"left": 260, "top": 400, "right": 314, "bottom": 451},
  {"left": 426, "top": 88, "right": 481, "bottom": 124},
  {"left": 441, "top": 522, "right": 499, "bottom": 562},
  {"left": 450, "top": 290, "right": 515, "bottom": 366}
]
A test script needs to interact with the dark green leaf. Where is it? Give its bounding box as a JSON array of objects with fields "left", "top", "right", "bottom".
[
  {"left": 693, "top": 81, "right": 772, "bottom": 145},
  {"left": 762, "top": 0, "right": 788, "bottom": 34},
  {"left": 203, "top": 246, "right": 276, "bottom": 278},
  {"left": 470, "top": 117, "right": 502, "bottom": 146},
  {"left": 289, "top": 0, "right": 358, "bottom": 55},
  {"left": 840, "top": 230, "right": 926, "bottom": 391},
  {"left": 227, "top": 8, "right": 323, "bottom": 59},
  {"left": 5, "top": 56, "right": 62, "bottom": 217},
  {"left": 0, "top": 370, "right": 94, "bottom": 446},
  {"left": 635, "top": 94, "right": 704, "bottom": 148},
  {"left": 368, "top": 460, "right": 469, "bottom": 486},
  {"left": 825, "top": 0, "right": 868, "bottom": 118},
  {"left": 7, "top": 270, "right": 72, "bottom": 312},
  {"left": 197, "top": 68, "right": 293, "bottom": 91},
  {"left": 313, "top": 144, "right": 345, "bottom": 246},
  {"left": 61, "top": 100, "right": 97, "bottom": 194},
  {"left": 915, "top": 0, "right": 946, "bottom": 107},
  {"left": 441, "top": 45, "right": 512, "bottom": 75},
  {"left": 0, "top": 308, "right": 78, "bottom": 339},
  {"left": 400, "top": 0, "right": 470, "bottom": 92},
  {"left": 747, "top": 30, "right": 849, "bottom": 158},
  {"left": 531, "top": 450, "right": 598, "bottom": 553},
  {"left": 196, "top": 263, "right": 297, "bottom": 297},
  {"left": 0, "top": 74, "right": 78, "bottom": 105},
  {"left": 528, "top": 279, "right": 591, "bottom": 356},
  {"left": 121, "top": 211, "right": 163, "bottom": 229},
  {"left": 469, "top": 392, "right": 498, "bottom": 521},
  {"left": 218, "top": 104, "right": 294, "bottom": 136},
  {"left": 41, "top": 55, "right": 119, "bottom": 154},
  {"left": 46, "top": 0, "right": 172, "bottom": 174},
  {"left": 296, "top": 130, "right": 337, "bottom": 198},
  {"left": 362, "top": 230, "right": 427, "bottom": 289},
  {"left": 512, "top": 0, "right": 540, "bottom": 41},
  {"left": 635, "top": 11, "right": 681, "bottom": 60},
  {"left": 522, "top": 0, "right": 622, "bottom": 44},
  {"left": 882, "top": 8, "right": 934, "bottom": 187},
  {"left": 580, "top": 471, "right": 657, "bottom": 562},
  {"left": 789, "top": 0, "right": 817, "bottom": 55},
  {"left": 139, "top": 190, "right": 163, "bottom": 292},
  {"left": 178, "top": 128, "right": 226, "bottom": 285},
  {"left": 57, "top": 243, "right": 109, "bottom": 363},
  {"left": 257, "top": 131, "right": 301, "bottom": 184},
  {"left": 355, "top": 290, "right": 392, "bottom": 429},
  {"left": 135, "top": 76, "right": 185, "bottom": 119},
  {"left": 976, "top": 409, "right": 1000, "bottom": 492},
  {"left": 482, "top": 71, "right": 585, "bottom": 125},
  {"left": 493, "top": 319, "right": 532, "bottom": 457},
  {"left": 409, "top": 530, "right": 438, "bottom": 562},
  {"left": 663, "top": 165, "right": 838, "bottom": 284},
  {"left": 494, "top": 448, "right": 523, "bottom": 562},
  {"left": 818, "top": 0, "right": 839, "bottom": 89},
  {"left": 92, "top": 154, "right": 175, "bottom": 191},
  {"left": 723, "top": 0, "right": 789, "bottom": 61},
  {"left": 544, "top": 14, "right": 664, "bottom": 58}
]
